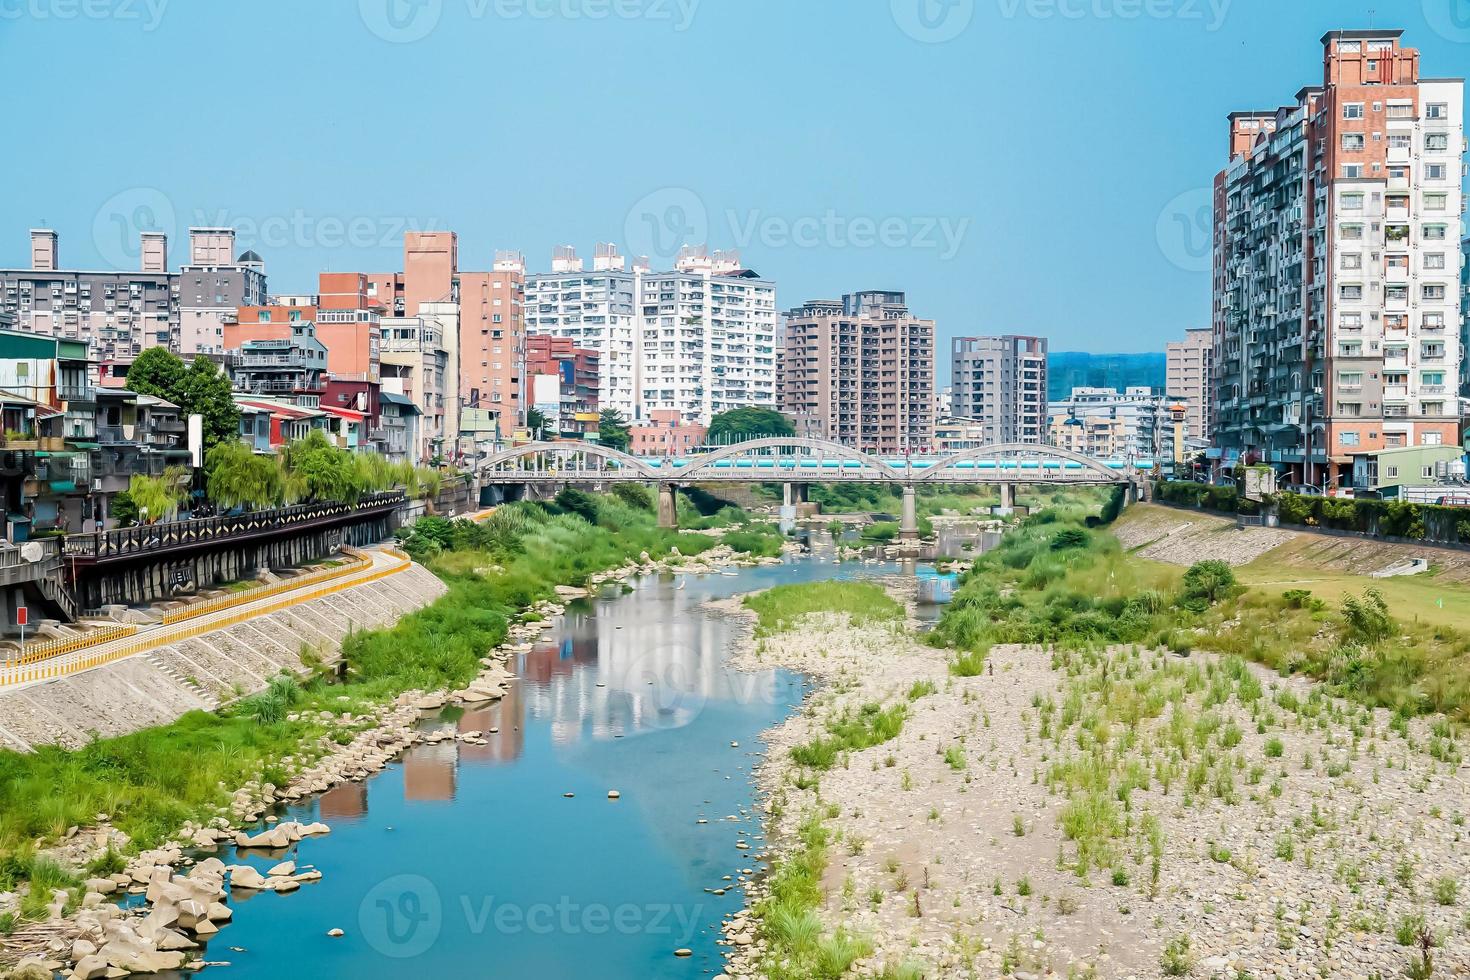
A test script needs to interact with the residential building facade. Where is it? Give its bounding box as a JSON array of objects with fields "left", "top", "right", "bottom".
[
  {"left": 524, "top": 244, "right": 777, "bottom": 425},
  {"left": 950, "top": 335, "right": 1048, "bottom": 444},
  {"left": 1213, "top": 30, "right": 1465, "bottom": 489},
  {"left": 1166, "top": 327, "right": 1214, "bottom": 444},
  {"left": 1047, "top": 386, "right": 1170, "bottom": 459},
  {"left": 779, "top": 291, "right": 935, "bottom": 455}
]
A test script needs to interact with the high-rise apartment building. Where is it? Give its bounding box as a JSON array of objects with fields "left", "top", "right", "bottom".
[
  {"left": 1166, "top": 327, "right": 1213, "bottom": 444},
  {"left": 779, "top": 290, "right": 935, "bottom": 455},
  {"left": 950, "top": 335, "right": 1048, "bottom": 444},
  {"left": 1213, "top": 30, "right": 1464, "bottom": 488},
  {"left": 0, "top": 229, "right": 179, "bottom": 360},
  {"left": 1, "top": 227, "right": 265, "bottom": 362},
  {"left": 178, "top": 228, "right": 267, "bottom": 356},
  {"left": 524, "top": 244, "right": 777, "bottom": 424}
]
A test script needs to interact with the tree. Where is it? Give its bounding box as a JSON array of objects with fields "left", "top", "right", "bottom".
[
  {"left": 707, "top": 407, "right": 793, "bottom": 444},
  {"left": 180, "top": 357, "right": 240, "bottom": 450},
  {"left": 125, "top": 349, "right": 240, "bottom": 450},
  {"left": 205, "top": 440, "right": 283, "bottom": 510},
  {"left": 125, "top": 347, "right": 187, "bottom": 401},
  {"left": 128, "top": 466, "right": 191, "bottom": 523},
  {"left": 110, "top": 490, "right": 140, "bottom": 528},
  {"left": 598, "top": 408, "right": 631, "bottom": 452},
  {"left": 526, "top": 408, "right": 550, "bottom": 440}
]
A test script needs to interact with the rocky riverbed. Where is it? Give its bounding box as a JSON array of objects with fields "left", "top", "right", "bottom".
[{"left": 714, "top": 599, "right": 1470, "bottom": 979}]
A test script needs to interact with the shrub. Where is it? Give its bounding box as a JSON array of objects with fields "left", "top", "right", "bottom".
[
  {"left": 1050, "top": 528, "right": 1090, "bottom": 551},
  {"left": 1341, "top": 589, "right": 1395, "bottom": 646},
  {"left": 1180, "top": 560, "right": 1237, "bottom": 605}
]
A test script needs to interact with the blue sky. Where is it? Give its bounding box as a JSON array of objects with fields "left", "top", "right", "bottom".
[{"left": 1, "top": 0, "right": 1466, "bottom": 370}]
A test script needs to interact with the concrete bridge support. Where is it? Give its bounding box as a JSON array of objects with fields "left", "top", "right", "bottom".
[
  {"left": 781, "top": 483, "right": 810, "bottom": 507},
  {"left": 899, "top": 485, "right": 919, "bottom": 541},
  {"left": 998, "top": 483, "right": 1016, "bottom": 513},
  {"left": 657, "top": 484, "right": 679, "bottom": 529}
]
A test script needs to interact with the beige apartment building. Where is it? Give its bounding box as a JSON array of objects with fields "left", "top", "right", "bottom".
[
  {"left": 1166, "top": 327, "right": 1213, "bottom": 443},
  {"left": 779, "top": 290, "right": 935, "bottom": 455}
]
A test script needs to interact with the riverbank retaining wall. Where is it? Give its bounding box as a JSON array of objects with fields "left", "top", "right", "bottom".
[{"left": 0, "top": 561, "right": 447, "bottom": 752}]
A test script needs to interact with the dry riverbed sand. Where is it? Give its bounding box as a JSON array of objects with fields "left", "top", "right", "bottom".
[{"left": 716, "top": 597, "right": 1470, "bottom": 979}]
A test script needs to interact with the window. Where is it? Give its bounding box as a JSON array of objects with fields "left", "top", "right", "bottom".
[
  {"left": 1426, "top": 102, "right": 1448, "bottom": 120},
  {"left": 1424, "top": 193, "right": 1448, "bottom": 211},
  {"left": 1424, "top": 224, "right": 1448, "bottom": 241},
  {"left": 1425, "top": 253, "right": 1446, "bottom": 270},
  {"left": 1423, "top": 284, "right": 1446, "bottom": 300},
  {"left": 1385, "top": 432, "right": 1406, "bottom": 447},
  {"left": 1386, "top": 103, "right": 1414, "bottom": 119},
  {"left": 1423, "top": 432, "right": 1443, "bottom": 446},
  {"left": 1342, "top": 164, "right": 1363, "bottom": 178},
  {"left": 1338, "top": 372, "right": 1364, "bottom": 388},
  {"left": 1387, "top": 466, "right": 1399, "bottom": 479},
  {"left": 1343, "top": 102, "right": 1364, "bottom": 119},
  {"left": 1341, "top": 431, "right": 1360, "bottom": 446},
  {"left": 1424, "top": 467, "right": 1435, "bottom": 480},
  {"left": 1388, "top": 133, "right": 1411, "bottom": 149},
  {"left": 1340, "top": 284, "right": 1363, "bottom": 300},
  {"left": 1340, "top": 224, "right": 1364, "bottom": 240},
  {"left": 1426, "top": 163, "right": 1448, "bottom": 180},
  {"left": 1341, "top": 253, "right": 1362, "bottom": 270},
  {"left": 1422, "top": 372, "right": 1445, "bottom": 385},
  {"left": 1340, "top": 40, "right": 1361, "bottom": 53},
  {"left": 1426, "top": 133, "right": 1449, "bottom": 151},
  {"left": 1341, "top": 133, "right": 1365, "bottom": 151},
  {"left": 1341, "top": 192, "right": 1365, "bottom": 209}
]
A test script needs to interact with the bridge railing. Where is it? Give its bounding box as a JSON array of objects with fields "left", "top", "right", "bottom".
[{"left": 62, "top": 491, "right": 407, "bottom": 560}]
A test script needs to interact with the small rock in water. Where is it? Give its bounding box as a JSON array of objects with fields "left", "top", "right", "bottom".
[
  {"left": 729, "top": 741, "right": 739, "bottom": 748},
  {"left": 327, "top": 928, "right": 344, "bottom": 938},
  {"left": 563, "top": 792, "right": 575, "bottom": 798},
  {"left": 674, "top": 948, "right": 692, "bottom": 957},
  {"left": 607, "top": 790, "right": 621, "bottom": 800}
]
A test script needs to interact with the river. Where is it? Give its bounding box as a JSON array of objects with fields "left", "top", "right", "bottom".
[{"left": 160, "top": 545, "right": 931, "bottom": 979}]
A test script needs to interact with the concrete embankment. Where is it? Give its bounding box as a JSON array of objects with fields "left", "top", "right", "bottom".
[{"left": 0, "top": 560, "right": 446, "bottom": 751}]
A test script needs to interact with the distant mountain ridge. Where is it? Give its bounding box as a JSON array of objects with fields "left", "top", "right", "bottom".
[{"left": 1047, "top": 351, "right": 1167, "bottom": 401}]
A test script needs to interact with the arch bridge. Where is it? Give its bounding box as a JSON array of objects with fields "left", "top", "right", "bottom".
[{"left": 477, "top": 438, "right": 1151, "bottom": 539}]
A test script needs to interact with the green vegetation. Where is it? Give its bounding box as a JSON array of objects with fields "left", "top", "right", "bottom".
[
  {"left": 126, "top": 347, "right": 240, "bottom": 450},
  {"left": 791, "top": 702, "right": 909, "bottom": 771},
  {"left": 708, "top": 406, "right": 794, "bottom": 442},
  {"left": 930, "top": 501, "right": 1470, "bottom": 722},
  {"left": 597, "top": 408, "right": 631, "bottom": 452},
  {"left": 127, "top": 465, "right": 191, "bottom": 523},
  {"left": 744, "top": 580, "right": 904, "bottom": 637},
  {"left": 0, "top": 491, "right": 741, "bottom": 919},
  {"left": 205, "top": 431, "right": 440, "bottom": 510},
  {"left": 1157, "top": 479, "right": 1470, "bottom": 545}
]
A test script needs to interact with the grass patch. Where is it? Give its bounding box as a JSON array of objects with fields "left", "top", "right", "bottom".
[
  {"left": 792, "top": 702, "right": 908, "bottom": 771},
  {"left": 745, "top": 581, "right": 903, "bottom": 637}
]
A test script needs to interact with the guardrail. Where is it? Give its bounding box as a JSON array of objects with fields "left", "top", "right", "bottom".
[
  {"left": 2, "top": 623, "right": 139, "bottom": 667},
  {"left": 0, "top": 550, "right": 413, "bottom": 688},
  {"left": 158, "top": 556, "right": 372, "bottom": 625}
]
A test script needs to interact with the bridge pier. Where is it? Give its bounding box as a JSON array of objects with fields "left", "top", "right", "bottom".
[
  {"left": 657, "top": 484, "right": 679, "bottom": 530},
  {"left": 781, "top": 483, "right": 809, "bottom": 507},
  {"left": 899, "top": 485, "right": 919, "bottom": 541},
  {"left": 998, "top": 482, "right": 1016, "bottom": 514}
]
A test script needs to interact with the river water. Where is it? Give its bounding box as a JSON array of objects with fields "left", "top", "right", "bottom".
[{"left": 177, "top": 549, "right": 912, "bottom": 979}]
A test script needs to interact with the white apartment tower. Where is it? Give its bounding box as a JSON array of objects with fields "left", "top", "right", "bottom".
[{"left": 524, "top": 244, "right": 777, "bottom": 423}]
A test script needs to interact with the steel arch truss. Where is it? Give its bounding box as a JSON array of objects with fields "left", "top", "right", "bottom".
[
  {"left": 915, "top": 443, "right": 1127, "bottom": 484},
  {"left": 478, "top": 442, "right": 660, "bottom": 482},
  {"left": 665, "top": 437, "right": 902, "bottom": 484}
]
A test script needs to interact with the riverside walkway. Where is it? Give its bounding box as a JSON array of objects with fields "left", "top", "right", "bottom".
[{"left": 0, "top": 547, "right": 413, "bottom": 690}]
